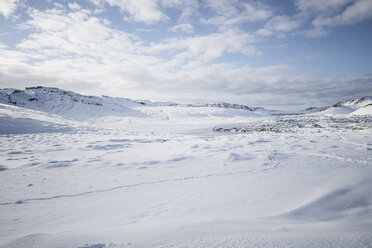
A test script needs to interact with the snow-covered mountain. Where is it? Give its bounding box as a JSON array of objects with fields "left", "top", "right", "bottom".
[
  {"left": 352, "top": 103, "right": 372, "bottom": 115},
  {"left": 0, "top": 87, "right": 270, "bottom": 121},
  {"left": 0, "top": 87, "right": 371, "bottom": 121},
  {"left": 181, "top": 102, "right": 261, "bottom": 111},
  {"left": 0, "top": 86, "right": 147, "bottom": 120},
  {"left": 303, "top": 96, "right": 372, "bottom": 115}
]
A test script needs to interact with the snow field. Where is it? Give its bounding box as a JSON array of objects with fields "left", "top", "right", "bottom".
[{"left": 0, "top": 90, "right": 371, "bottom": 247}]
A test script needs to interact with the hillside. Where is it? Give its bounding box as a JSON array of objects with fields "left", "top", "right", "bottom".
[
  {"left": 314, "top": 96, "right": 372, "bottom": 115},
  {"left": 0, "top": 87, "right": 270, "bottom": 123}
]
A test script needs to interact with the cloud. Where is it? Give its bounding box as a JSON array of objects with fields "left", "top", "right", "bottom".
[
  {"left": 295, "top": 0, "right": 355, "bottom": 13},
  {"left": 0, "top": 6, "right": 161, "bottom": 96},
  {"left": 0, "top": 0, "right": 21, "bottom": 19},
  {"left": 164, "top": 65, "right": 372, "bottom": 108},
  {"left": 161, "top": 0, "right": 199, "bottom": 21},
  {"left": 68, "top": 3, "right": 81, "bottom": 11},
  {"left": 2, "top": 26, "right": 370, "bottom": 108},
  {"left": 170, "top": 23, "right": 194, "bottom": 33},
  {"left": 164, "top": 0, "right": 198, "bottom": 34},
  {"left": 295, "top": 0, "right": 372, "bottom": 38},
  {"left": 148, "top": 30, "right": 259, "bottom": 62},
  {"left": 17, "top": 8, "right": 138, "bottom": 58},
  {"left": 312, "top": 0, "right": 372, "bottom": 27},
  {"left": 201, "top": 0, "right": 272, "bottom": 30},
  {"left": 88, "top": 0, "right": 199, "bottom": 24},
  {"left": 0, "top": 0, "right": 371, "bottom": 109},
  {"left": 257, "top": 15, "right": 303, "bottom": 37},
  {"left": 87, "top": 0, "right": 105, "bottom": 7},
  {"left": 295, "top": 0, "right": 372, "bottom": 36},
  {"left": 105, "top": 0, "right": 166, "bottom": 24}
]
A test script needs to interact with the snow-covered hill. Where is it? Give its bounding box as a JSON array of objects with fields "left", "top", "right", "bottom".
[
  {"left": 351, "top": 103, "right": 372, "bottom": 115},
  {"left": 0, "top": 103, "right": 74, "bottom": 135},
  {"left": 0, "top": 87, "right": 147, "bottom": 120},
  {"left": 1, "top": 87, "right": 370, "bottom": 121},
  {"left": 310, "top": 96, "right": 372, "bottom": 115},
  {"left": 0, "top": 87, "right": 270, "bottom": 121},
  {"left": 181, "top": 102, "right": 262, "bottom": 111}
]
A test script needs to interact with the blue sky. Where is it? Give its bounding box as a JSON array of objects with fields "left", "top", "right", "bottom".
[{"left": 0, "top": 0, "right": 371, "bottom": 110}]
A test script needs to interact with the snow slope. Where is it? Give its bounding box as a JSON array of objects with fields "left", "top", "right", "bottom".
[
  {"left": 0, "top": 87, "right": 147, "bottom": 120},
  {"left": 314, "top": 96, "right": 372, "bottom": 115},
  {"left": 0, "top": 87, "right": 268, "bottom": 122},
  {"left": 0, "top": 89, "right": 371, "bottom": 248},
  {"left": 351, "top": 104, "right": 372, "bottom": 116}
]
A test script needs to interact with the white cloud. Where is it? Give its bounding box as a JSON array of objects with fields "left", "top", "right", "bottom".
[
  {"left": 295, "top": 0, "right": 355, "bottom": 13},
  {"left": 312, "top": 0, "right": 372, "bottom": 27},
  {"left": 170, "top": 23, "right": 194, "bottom": 33},
  {"left": 163, "top": 0, "right": 198, "bottom": 34},
  {"left": 15, "top": 5, "right": 261, "bottom": 75},
  {"left": 18, "top": 8, "right": 138, "bottom": 57},
  {"left": 295, "top": 0, "right": 372, "bottom": 36},
  {"left": 88, "top": 0, "right": 105, "bottom": 8},
  {"left": 148, "top": 30, "right": 259, "bottom": 63},
  {"left": 68, "top": 3, "right": 81, "bottom": 10},
  {"left": 0, "top": 0, "right": 21, "bottom": 19},
  {"left": 88, "top": 0, "right": 199, "bottom": 24},
  {"left": 201, "top": 0, "right": 272, "bottom": 30},
  {"left": 0, "top": 5, "right": 266, "bottom": 101},
  {"left": 0, "top": 1, "right": 371, "bottom": 107},
  {"left": 257, "top": 15, "right": 302, "bottom": 37},
  {"left": 105, "top": 0, "right": 166, "bottom": 24},
  {"left": 161, "top": 0, "right": 199, "bottom": 21},
  {"left": 2, "top": 38, "right": 371, "bottom": 106},
  {"left": 2, "top": 6, "right": 162, "bottom": 96}
]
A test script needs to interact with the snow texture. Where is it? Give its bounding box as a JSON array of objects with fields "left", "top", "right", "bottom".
[{"left": 0, "top": 87, "right": 371, "bottom": 248}]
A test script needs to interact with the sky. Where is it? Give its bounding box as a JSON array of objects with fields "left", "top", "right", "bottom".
[{"left": 0, "top": 0, "right": 372, "bottom": 110}]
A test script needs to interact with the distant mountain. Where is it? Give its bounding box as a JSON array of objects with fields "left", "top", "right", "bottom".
[
  {"left": 320, "top": 96, "right": 372, "bottom": 115},
  {"left": 304, "top": 106, "right": 328, "bottom": 113},
  {"left": 0, "top": 86, "right": 146, "bottom": 120},
  {"left": 180, "top": 102, "right": 262, "bottom": 112},
  {"left": 302, "top": 96, "right": 372, "bottom": 115},
  {"left": 351, "top": 103, "right": 372, "bottom": 116},
  {"left": 0, "top": 86, "right": 268, "bottom": 120},
  {"left": 345, "top": 96, "right": 372, "bottom": 106},
  {"left": 1, "top": 87, "right": 369, "bottom": 119}
]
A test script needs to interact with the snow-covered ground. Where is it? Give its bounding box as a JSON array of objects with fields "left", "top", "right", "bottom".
[{"left": 0, "top": 88, "right": 371, "bottom": 248}]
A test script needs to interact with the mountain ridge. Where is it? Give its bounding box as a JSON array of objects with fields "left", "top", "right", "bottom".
[
  {"left": 0, "top": 86, "right": 370, "bottom": 118},
  {"left": 0, "top": 86, "right": 268, "bottom": 119}
]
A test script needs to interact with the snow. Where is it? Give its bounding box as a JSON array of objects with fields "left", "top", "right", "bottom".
[
  {"left": 315, "top": 96, "right": 372, "bottom": 116},
  {"left": 0, "top": 87, "right": 146, "bottom": 120},
  {"left": 318, "top": 105, "right": 355, "bottom": 115},
  {"left": 351, "top": 104, "right": 372, "bottom": 116},
  {"left": 0, "top": 88, "right": 371, "bottom": 248},
  {"left": 0, "top": 87, "right": 268, "bottom": 122}
]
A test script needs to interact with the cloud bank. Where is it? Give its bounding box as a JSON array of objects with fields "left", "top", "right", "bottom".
[{"left": 0, "top": 0, "right": 371, "bottom": 109}]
